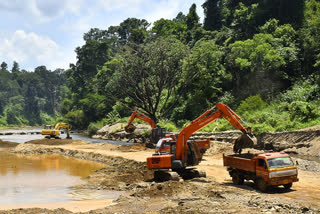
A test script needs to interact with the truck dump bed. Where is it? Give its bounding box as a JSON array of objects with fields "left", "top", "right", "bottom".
[{"left": 223, "top": 153, "right": 256, "bottom": 172}]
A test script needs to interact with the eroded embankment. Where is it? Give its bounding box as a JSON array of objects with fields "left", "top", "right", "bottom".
[
  {"left": 94, "top": 123, "right": 320, "bottom": 157},
  {"left": 13, "top": 143, "right": 153, "bottom": 191}
]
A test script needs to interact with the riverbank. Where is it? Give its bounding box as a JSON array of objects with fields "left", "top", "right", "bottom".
[
  {"left": 94, "top": 123, "right": 320, "bottom": 157},
  {"left": 1, "top": 138, "right": 319, "bottom": 213}
]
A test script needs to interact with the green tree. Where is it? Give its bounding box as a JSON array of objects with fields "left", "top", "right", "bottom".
[
  {"left": 177, "top": 40, "right": 231, "bottom": 120},
  {"left": 202, "top": 0, "right": 222, "bottom": 31},
  {"left": 0, "top": 62, "right": 7, "bottom": 71},
  {"left": 4, "top": 96, "right": 25, "bottom": 125},
  {"left": 106, "top": 18, "right": 150, "bottom": 45},
  {"left": 101, "top": 36, "right": 189, "bottom": 122},
  {"left": 151, "top": 18, "right": 187, "bottom": 41},
  {"left": 173, "top": 12, "right": 186, "bottom": 23},
  {"left": 231, "top": 3, "right": 258, "bottom": 40},
  {"left": 11, "top": 61, "right": 20, "bottom": 73},
  {"left": 300, "top": 0, "right": 320, "bottom": 75},
  {"left": 79, "top": 93, "right": 107, "bottom": 123},
  {"left": 67, "top": 38, "right": 112, "bottom": 98},
  {"left": 227, "top": 33, "right": 286, "bottom": 99},
  {"left": 186, "top": 3, "right": 200, "bottom": 31},
  {"left": 257, "top": 0, "right": 305, "bottom": 28}
]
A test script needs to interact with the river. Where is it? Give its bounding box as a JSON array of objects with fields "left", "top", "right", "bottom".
[{"left": 0, "top": 128, "right": 133, "bottom": 145}]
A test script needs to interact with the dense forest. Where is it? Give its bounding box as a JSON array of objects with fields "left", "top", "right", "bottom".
[
  {"left": 2, "top": 0, "right": 320, "bottom": 135},
  {"left": 0, "top": 62, "right": 67, "bottom": 127}
]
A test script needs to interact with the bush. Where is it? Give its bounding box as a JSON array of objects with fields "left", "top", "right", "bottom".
[
  {"left": 40, "top": 112, "right": 55, "bottom": 125},
  {"left": 237, "top": 95, "right": 267, "bottom": 115},
  {"left": 105, "top": 110, "right": 120, "bottom": 124},
  {"left": 158, "top": 120, "right": 179, "bottom": 132},
  {"left": 64, "top": 110, "right": 87, "bottom": 129},
  {"left": 61, "top": 98, "right": 73, "bottom": 115},
  {"left": 87, "top": 122, "right": 100, "bottom": 136},
  {"left": 0, "top": 116, "right": 7, "bottom": 126},
  {"left": 287, "top": 101, "right": 316, "bottom": 121},
  {"left": 251, "top": 123, "right": 275, "bottom": 135}
]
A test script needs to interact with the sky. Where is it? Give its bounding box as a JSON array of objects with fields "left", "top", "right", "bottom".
[{"left": 0, "top": 0, "right": 205, "bottom": 71}]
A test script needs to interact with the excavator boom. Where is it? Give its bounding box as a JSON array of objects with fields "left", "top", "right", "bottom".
[{"left": 175, "top": 103, "right": 256, "bottom": 161}]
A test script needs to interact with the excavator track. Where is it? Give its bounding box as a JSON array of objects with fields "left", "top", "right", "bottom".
[
  {"left": 154, "top": 168, "right": 206, "bottom": 182},
  {"left": 154, "top": 170, "right": 180, "bottom": 181}
]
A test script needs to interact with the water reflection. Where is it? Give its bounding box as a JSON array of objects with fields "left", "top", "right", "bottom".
[{"left": 0, "top": 152, "right": 105, "bottom": 177}]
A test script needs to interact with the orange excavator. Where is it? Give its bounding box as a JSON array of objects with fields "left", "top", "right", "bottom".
[
  {"left": 124, "top": 110, "right": 168, "bottom": 144},
  {"left": 147, "top": 103, "right": 257, "bottom": 181}
]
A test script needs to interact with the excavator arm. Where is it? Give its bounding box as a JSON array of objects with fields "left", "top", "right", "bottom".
[
  {"left": 54, "top": 123, "right": 72, "bottom": 139},
  {"left": 124, "top": 110, "right": 157, "bottom": 133},
  {"left": 175, "top": 103, "right": 256, "bottom": 161}
]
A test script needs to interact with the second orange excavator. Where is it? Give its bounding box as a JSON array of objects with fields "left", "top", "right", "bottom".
[
  {"left": 124, "top": 110, "right": 168, "bottom": 144},
  {"left": 147, "top": 103, "right": 257, "bottom": 181}
]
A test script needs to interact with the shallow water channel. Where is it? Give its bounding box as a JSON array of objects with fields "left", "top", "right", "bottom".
[{"left": 0, "top": 129, "right": 129, "bottom": 211}]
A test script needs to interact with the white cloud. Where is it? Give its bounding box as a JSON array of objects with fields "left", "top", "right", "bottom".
[
  {"left": 0, "top": 30, "right": 75, "bottom": 70},
  {"left": 0, "top": 0, "right": 205, "bottom": 70},
  {"left": 0, "top": 0, "right": 84, "bottom": 22}
]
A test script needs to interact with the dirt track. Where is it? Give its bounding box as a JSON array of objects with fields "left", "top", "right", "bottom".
[{"left": 0, "top": 138, "right": 318, "bottom": 213}]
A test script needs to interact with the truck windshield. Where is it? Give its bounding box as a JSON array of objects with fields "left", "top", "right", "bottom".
[{"left": 267, "top": 157, "right": 294, "bottom": 169}]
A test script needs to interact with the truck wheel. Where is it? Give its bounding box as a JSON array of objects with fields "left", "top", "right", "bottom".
[
  {"left": 232, "top": 173, "right": 244, "bottom": 185},
  {"left": 283, "top": 183, "right": 292, "bottom": 189},
  {"left": 256, "top": 178, "right": 267, "bottom": 192}
]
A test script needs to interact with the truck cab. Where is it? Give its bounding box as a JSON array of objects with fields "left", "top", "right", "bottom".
[{"left": 255, "top": 153, "right": 298, "bottom": 190}]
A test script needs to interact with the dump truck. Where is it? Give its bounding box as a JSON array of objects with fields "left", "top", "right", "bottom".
[{"left": 223, "top": 152, "right": 299, "bottom": 191}]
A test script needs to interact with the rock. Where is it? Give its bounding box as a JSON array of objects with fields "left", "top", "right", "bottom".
[
  {"left": 157, "top": 184, "right": 163, "bottom": 190},
  {"left": 302, "top": 207, "right": 309, "bottom": 213}
]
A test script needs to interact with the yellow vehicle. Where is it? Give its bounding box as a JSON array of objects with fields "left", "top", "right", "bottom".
[{"left": 41, "top": 123, "right": 72, "bottom": 139}]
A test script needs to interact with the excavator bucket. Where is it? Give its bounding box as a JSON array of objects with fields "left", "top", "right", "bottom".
[
  {"left": 233, "top": 134, "right": 257, "bottom": 153},
  {"left": 124, "top": 124, "right": 136, "bottom": 133}
]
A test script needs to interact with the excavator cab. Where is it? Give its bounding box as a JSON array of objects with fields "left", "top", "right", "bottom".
[
  {"left": 43, "top": 125, "right": 52, "bottom": 130},
  {"left": 155, "top": 138, "right": 174, "bottom": 154},
  {"left": 151, "top": 127, "right": 166, "bottom": 145}
]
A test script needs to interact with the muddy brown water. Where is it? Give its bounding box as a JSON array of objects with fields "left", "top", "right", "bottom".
[{"left": 0, "top": 149, "right": 122, "bottom": 206}]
